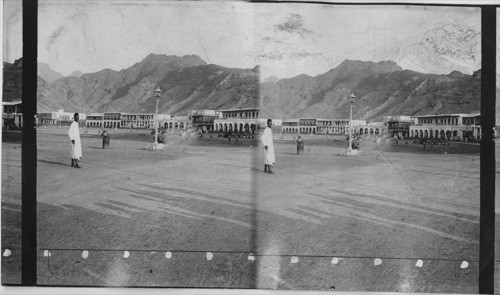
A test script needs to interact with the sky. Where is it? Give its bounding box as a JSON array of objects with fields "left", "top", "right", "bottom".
[{"left": 3, "top": 0, "right": 484, "bottom": 80}]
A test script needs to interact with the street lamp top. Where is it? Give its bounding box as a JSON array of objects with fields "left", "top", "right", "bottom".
[
  {"left": 154, "top": 87, "right": 162, "bottom": 98},
  {"left": 348, "top": 93, "right": 356, "bottom": 104}
]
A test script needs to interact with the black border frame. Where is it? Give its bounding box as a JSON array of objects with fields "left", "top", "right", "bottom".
[
  {"left": 18, "top": 1, "right": 496, "bottom": 293},
  {"left": 21, "top": 0, "right": 37, "bottom": 287},
  {"left": 480, "top": 6, "right": 496, "bottom": 295}
]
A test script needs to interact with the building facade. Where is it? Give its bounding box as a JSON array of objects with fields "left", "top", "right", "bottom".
[
  {"left": 38, "top": 109, "right": 85, "bottom": 126},
  {"left": 282, "top": 119, "right": 299, "bottom": 133},
  {"left": 119, "top": 113, "right": 156, "bottom": 129},
  {"left": 103, "top": 112, "right": 122, "bottom": 128},
  {"left": 281, "top": 118, "right": 369, "bottom": 135},
  {"left": 86, "top": 113, "right": 104, "bottom": 127},
  {"left": 299, "top": 118, "right": 317, "bottom": 134},
  {"left": 409, "top": 113, "right": 481, "bottom": 141},
  {"left": 84, "top": 112, "right": 190, "bottom": 130},
  {"left": 214, "top": 108, "right": 264, "bottom": 133},
  {"left": 354, "top": 121, "right": 385, "bottom": 136},
  {"left": 160, "top": 116, "right": 190, "bottom": 130},
  {"left": 2, "top": 101, "right": 22, "bottom": 129},
  {"left": 190, "top": 110, "right": 219, "bottom": 132},
  {"left": 384, "top": 116, "right": 414, "bottom": 138}
]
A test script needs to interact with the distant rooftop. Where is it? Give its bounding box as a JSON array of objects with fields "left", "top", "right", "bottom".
[
  {"left": 219, "top": 108, "right": 259, "bottom": 112},
  {"left": 412, "top": 113, "right": 480, "bottom": 118},
  {"left": 2, "top": 101, "right": 22, "bottom": 105}
]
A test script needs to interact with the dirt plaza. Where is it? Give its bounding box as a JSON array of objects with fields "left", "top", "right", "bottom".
[{"left": 1, "top": 127, "right": 496, "bottom": 292}]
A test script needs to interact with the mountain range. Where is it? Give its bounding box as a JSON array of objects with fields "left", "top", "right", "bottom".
[
  {"left": 3, "top": 54, "right": 497, "bottom": 122},
  {"left": 260, "top": 60, "right": 482, "bottom": 121}
]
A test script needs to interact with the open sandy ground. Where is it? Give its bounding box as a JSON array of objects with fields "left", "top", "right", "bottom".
[{"left": 1, "top": 127, "right": 496, "bottom": 292}]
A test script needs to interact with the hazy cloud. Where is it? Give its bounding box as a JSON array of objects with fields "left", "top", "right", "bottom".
[
  {"left": 257, "top": 51, "right": 283, "bottom": 61},
  {"left": 291, "top": 50, "right": 317, "bottom": 58},
  {"left": 275, "top": 13, "right": 312, "bottom": 37},
  {"left": 261, "top": 36, "right": 283, "bottom": 44},
  {"left": 46, "top": 25, "right": 65, "bottom": 50}
]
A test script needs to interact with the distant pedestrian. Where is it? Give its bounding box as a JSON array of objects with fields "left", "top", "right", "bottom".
[
  {"left": 158, "top": 130, "right": 166, "bottom": 143},
  {"left": 102, "top": 129, "right": 110, "bottom": 149},
  {"left": 297, "top": 136, "right": 304, "bottom": 155},
  {"left": 68, "top": 113, "right": 82, "bottom": 168},
  {"left": 261, "top": 119, "right": 275, "bottom": 174}
]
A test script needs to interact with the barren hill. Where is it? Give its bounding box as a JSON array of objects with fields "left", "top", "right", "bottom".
[
  {"left": 38, "top": 62, "right": 64, "bottom": 83},
  {"left": 261, "top": 60, "right": 483, "bottom": 122},
  {"left": 35, "top": 54, "right": 259, "bottom": 114},
  {"left": 3, "top": 59, "right": 23, "bottom": 103}
]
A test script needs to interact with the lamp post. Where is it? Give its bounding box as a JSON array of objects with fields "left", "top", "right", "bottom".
[
  {"left": 348, "top": 93, "right": 355, "bottom": 150},
  {"left": 297, "top": 113, "right": 300, "bottom": 136},
  {"left": 346, "top": 93, "right": 358, "bottom": 156},
  {"left": 152, "top": 87, "right": 162, "bottom": 149}
]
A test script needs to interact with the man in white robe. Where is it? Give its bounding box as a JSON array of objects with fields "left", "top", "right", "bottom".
[
  {"left": 261, "top": 119, "right": 275, "bottom": 174},
  {"left": 68, "top": 113, "right": 82, "bottom": 168}
]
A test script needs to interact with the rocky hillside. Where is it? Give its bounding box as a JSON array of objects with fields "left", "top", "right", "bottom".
[
  {"left": 38, "top": 62, "right": 64, "bottom": 83},
  {"left": 3, "top": 59, "right": 23, "bottom": 102},
  {"left": 261, "top": 60, "right": 484, "bottom": 122},
  {"left": 36, "top": 54, "right": 259, "bottom": 114}
]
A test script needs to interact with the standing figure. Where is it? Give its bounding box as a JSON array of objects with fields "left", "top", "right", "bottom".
[
  {"left": 297, "top": 136, "right": 304, "bottom": 155},
  {"left": 375, "top": 136, "right": 382, "bottom": 149},
  {"left": 102, "top": 130, "right": 110, "bottom": 149},
  {"left": 68, "top": 113, "right": 82, "bottom": 168},
  {"left": 261, "top": 119, "right": 275, "bottom": 174}
]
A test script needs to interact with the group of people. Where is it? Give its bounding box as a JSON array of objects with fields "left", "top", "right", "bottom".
[
  {"left": 68, "top": 113, "right": 111, "bottom": 169},
  {"left": 260, "top": 120, "right": 306, "bottom": 174},
  {"left": 68, "top": 113, "right": 278, "bottom": 174}
]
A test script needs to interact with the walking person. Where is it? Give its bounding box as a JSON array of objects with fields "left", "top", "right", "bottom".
[
  {"left": 68, "top": 113, "right": 82, "bottom": 168},
  {"left": 261, "top": 119, "right": 275, "bottom": 174}
]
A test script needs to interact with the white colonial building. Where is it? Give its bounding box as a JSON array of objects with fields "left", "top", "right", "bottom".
[
  {"left": 86, "top": 113, "right": 104, "bottom": 127},
  {"left": 2, "top": 101, "right": 23, "bottom": 128},
  {"left": 354, "top": 121, "right": 386, "bottom": 136},
  {"left": 214, "top": 108, "right": 266, "bottom": 133},
  {"left": 160, "top": 115, "right": 190, "bottom": 130},
  {"left": 190, "top": 110, "right": 220, "bottom": 132},
  {"left": 409, "top": 113, "right": 481, "bottom": 141},
  {"left": 38, "top": 109, "right": 86, "bottom": 126},
  {"left": 281, "top": 118, "right": 367, "bottom": 135}
]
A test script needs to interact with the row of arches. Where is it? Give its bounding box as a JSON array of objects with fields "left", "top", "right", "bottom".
[
  {"left": 104, "top": 121, "right": 120, "bottom": 128},
  {"left": 87, "top": 121, "right": 102, "bottom": 127},
  {"left": 358, "top": 128, "right": 383, "bottom": 135},
  {"left": 411, "top": 129, "right": 459, "bottom": 140},
  {"left": 86, "top": 120, "right": 189, "bottom": 130},
  {"left": 282, "top": 126, "right": 385, "bottom": 136},
  {"left": 282, "top": 127, "right": 318, "bottom": 134},
  {"left": 162, "top": 122, "right": 187, "bottom": 129},
  {"left": 215, "top": 122, "right": 256, "bottom": 133}
]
